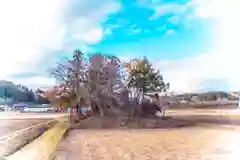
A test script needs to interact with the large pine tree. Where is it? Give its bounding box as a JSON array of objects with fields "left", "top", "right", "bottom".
[{"left": 125, "top": 57, "right": 169, "bottom": 103}]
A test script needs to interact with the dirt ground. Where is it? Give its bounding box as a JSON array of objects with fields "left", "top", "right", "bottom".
[
  {"left": 54, "top": 127, "right": 240, "bottom": 160},
  {"left": 54, "top": 109, "right": 240, "bottom": 160}
]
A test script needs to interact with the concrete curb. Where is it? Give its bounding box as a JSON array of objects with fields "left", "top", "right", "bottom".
[
  {"left": 6, "top": 122, "right": 69, "bottom": 160},
  {"left": 0, "top": 120, "right": 58, "bottom": 157}
]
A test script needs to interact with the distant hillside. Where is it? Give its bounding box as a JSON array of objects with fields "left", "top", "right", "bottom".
[
  {"left": 0, "top": 80, "right": 19, "bottom": 98},
  {"left": 175, "top": 91, "right": 238, "bottom": 102},
  {"left": 0, "top": 80, "right": 50, "bottom": 104}
]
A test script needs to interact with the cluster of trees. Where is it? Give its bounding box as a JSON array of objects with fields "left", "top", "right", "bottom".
[{"left": 45, "top": 49, "right": 169, "bottom": 119}]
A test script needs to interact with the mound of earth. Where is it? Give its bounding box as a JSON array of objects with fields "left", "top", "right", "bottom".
[{"left": 70, "top": 116, "right": 195, "bottom": 129}]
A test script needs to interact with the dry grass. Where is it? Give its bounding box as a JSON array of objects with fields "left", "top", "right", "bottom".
[
  {"left": 54, "top": 127, "right": 240, "bottom": 160},
  {"left": 54, "top": 109, "right": 240, "bottom": 160}
]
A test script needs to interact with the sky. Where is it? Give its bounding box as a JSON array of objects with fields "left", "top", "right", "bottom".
[{"left": 0, "top": 0, "right": 239, "bottom": 93}]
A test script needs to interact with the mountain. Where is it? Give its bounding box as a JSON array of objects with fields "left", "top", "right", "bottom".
[
  {"left": 0, "top": 80, "right": 19, "bottom": 98},
  {"left": 0, "top": 80, "right": 49, "bottom": 104}
]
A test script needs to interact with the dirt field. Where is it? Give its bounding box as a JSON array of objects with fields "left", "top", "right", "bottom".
[
  {"left": 54, "top": 109, "right": 240, "bottom": 160},
  {"left": 54, "top": 127, "right": 240, "bottom": 160}
]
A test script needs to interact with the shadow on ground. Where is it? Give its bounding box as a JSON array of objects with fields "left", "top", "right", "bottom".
[
  {"left": 69, "top": 116, "right": 196, "bottom": 130},
  {"left": 67, "top": 114, "right": 240, "bottom": 133}
]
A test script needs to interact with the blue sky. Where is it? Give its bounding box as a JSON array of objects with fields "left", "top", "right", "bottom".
[
  {"left": 92, "top": 0, "right": 215, "bottom": 60},
  {"left": 0, "top": 0, "right": 240, "bottom": 92}
]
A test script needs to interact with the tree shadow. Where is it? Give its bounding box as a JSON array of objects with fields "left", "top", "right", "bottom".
[{"left": 68, "top": 115, "right": 197, "bottom": 130}]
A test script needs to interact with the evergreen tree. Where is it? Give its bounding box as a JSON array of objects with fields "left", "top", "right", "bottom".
[{"left": 125, "top": 57, "right": 169, "bottom": 103}]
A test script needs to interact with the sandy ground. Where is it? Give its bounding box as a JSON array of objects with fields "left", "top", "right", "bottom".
[{"left": 54, "top": 108, "right": 240, "bottom": 160}]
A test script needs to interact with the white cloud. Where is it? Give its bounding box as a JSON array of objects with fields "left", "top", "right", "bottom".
[
  {"left": 0, "top": 0, "right": 121, "bottom": 88},
  {"left": 153, "top": 4, "right": 187, "bottom": 18},
  {"left": 71, "top": 18, "right": 104, "bottom": 44},
  {"left": 154, "top": 0, "right": 240, "bottom": 92},
  {"left": 69, "top": 1, "right": 121, "bottom": 44},
  {"left": 105, "top": 28, "right": 113, "bottom": 35},
  {"left": 168, "top": 16, "right": 181, "bottom": 24},
  {"left": 149, "top": 3, "right": 188, "bottom": 21},
  {"left": 11, "top": 76, "right": 57, "bottom": 89},
  {"left": 165, "top": 29, "right": 175, "bottom": 35},
  {"left": 0, "top": 0, "right": 67, "bottom": 78},
  {"left": 128, "top": 28, "right": 142, "bottom": 35}
]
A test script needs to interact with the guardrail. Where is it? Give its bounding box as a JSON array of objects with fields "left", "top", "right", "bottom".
[{"left": 6, "top": 122, "right": 69, "bottom": 160}]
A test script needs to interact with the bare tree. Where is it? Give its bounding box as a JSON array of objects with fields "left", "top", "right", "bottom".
[
  {"left": 49, "top": 50, "right": 128, "bottom": 120},
  {"left": 88, "top": 54, "right": 128, "bottom": 117}
]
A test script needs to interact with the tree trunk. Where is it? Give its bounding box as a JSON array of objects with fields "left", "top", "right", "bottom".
[
  {"left": 99, "top": 102, "right": 105, "bottom": 117},
  {"left": 74, "top": 51, "right": 81, "bottom": 111}
]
